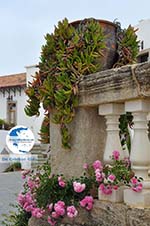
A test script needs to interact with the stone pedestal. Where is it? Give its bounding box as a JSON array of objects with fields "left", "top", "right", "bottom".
[
  {"left": 124, "top": 189, "right": 150, "bottom": 208},
  {"left": 28, "top": 200, "right": 150, "bottom": 226},
  {"left": 50, "top": 107, "right": 106, "bottom": 177},
  {"left": 99, "top": 103, "right": 124, "bottom": 164}
]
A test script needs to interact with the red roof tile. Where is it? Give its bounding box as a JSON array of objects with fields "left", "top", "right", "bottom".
[{"left": 0, "top": 73, "right": 26, "bottom": 88}]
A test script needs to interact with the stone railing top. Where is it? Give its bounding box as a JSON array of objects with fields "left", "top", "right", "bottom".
[{"left": 79, "top": 62, "right": 150, "bottom": 106}]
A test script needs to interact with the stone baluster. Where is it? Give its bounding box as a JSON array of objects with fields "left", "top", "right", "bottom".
[
  {"left": 124, "top": 99, "right": 150, "bottom": 207},
  {"left": 99, "top": 103, "right": 124, "bottom": 164}
]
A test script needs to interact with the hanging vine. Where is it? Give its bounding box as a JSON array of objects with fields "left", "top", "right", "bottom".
[
  {"left": 25, "top": 18, "right": 139, "bottom": 149},
  {"left": 114, "top": 22, "right": 139, "bottom": 67},
  {"left": 38, "top": 113, "right": 50, "bottom": 144}
]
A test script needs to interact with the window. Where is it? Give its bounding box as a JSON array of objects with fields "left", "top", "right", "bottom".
[
  {"left": 141, "top": 41, "right": 144, "bottom": 50},
  {"left": 137, "top": 52, "right": 149, "bottom": 63},
  {"left": 7, "top": 101, "right": 17, "bottom": 125}
]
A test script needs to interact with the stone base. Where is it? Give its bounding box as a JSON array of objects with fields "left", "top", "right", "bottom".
[
  {"left": 28, "top": 200, "right": 150, "bottom": 226},
  {"left": 124, "top": 189, "right": 150, "bottom": 208},
  {"left": 50, "top": 107, "right": 106, "bottom": 177},
  {"left": 98, "top": 187, "right": 124, "bottom": 203}
]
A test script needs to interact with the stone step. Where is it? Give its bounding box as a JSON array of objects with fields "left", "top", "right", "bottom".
[{"left": 30, "top": 143, "right": 50, "bottom": 169}]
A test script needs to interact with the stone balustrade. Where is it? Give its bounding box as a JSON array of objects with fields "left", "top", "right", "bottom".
[
  {"left": 50, "top": 61, "right": 150, "bottom": 208},
  {"left": 28, "top": 62, "right": 150, "bottom": 226}
]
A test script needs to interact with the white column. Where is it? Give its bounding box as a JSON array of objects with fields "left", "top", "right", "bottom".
[
  {"left": 124, "top": 99, "right": 150, "bottom": 207},
  {"left": 125, "top": 100, "right": 150, "bottom": 182},
  {"left": 99, "top": 103, "right": 124, "bottom": 164}
]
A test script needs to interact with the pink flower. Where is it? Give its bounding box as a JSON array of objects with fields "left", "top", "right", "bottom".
[
  {"left": 27, "top": 177, "right": 36, "bottom": 190},
  {"left": 93, "top": 160, "right": 103, "bottom": 170},
  {"left": 56, "top": 201, "right": 65, "bottom": 208},
  {"left": 130, "top": 177, "right": 143, "bottom": 192},
  {"left": 35, "top": 177, "right": 40, "bottom": 183},
  {"left": 58, "top": 176, "right": 66, "bottom": 188},
  {"left": 83, "top": 163, "right": 88, "bottom": 169},
  {"left": 67, "top": 206, "right": 78, "bottom": 218},
  {"left": 108, "top": 174, "right": 116, "bottom": 183},
  {"left": 73, "top": 181, "right": 86, "bottom": 193},
  {"left": 21, "top": 170, "right": 30, "bottom": 179},
  {"left": 95, "top": 169, "right": 105, "bottom": 182},
  {"left": 80, "top": 196, "right": 94, "bottom": 210},
  {"left": 99, "top": 184, "right": 113, "bottom": 195},
  {"left": 132, "top": 183, "right": 143, "bottom": 192},
  {"left": 54, "top": 201, "right": 65, "bottom": 216},
  {"left": 25, "top": 192, "right": 33, "bottom": 203},
  {"left": 27, "top": 177, "right": 40, "bottom": 190},
  {"left": 124, "top": 157, "right": 131, "bottom": 168},
  {"left": 24, "top": 204, "right": 33, "bottom": 212},
  {"left": 18, "top": 191, "right": 35, "bottom": 211},
  {"left": 113, "top": 185, "right": 119, "bottom": 190},
  {"left": 112, "top": 150, "right": 120, "bottom": 160},
  {"left": 48, "top": 203, "right": 53, "bottom": 212},
  {"left": 86, "top": 201, "right": 93, "bottom": 210},
  {"left": 51, "top": 211, "right": 59, "bottom": 219},
  {"left": 19, "top": 191, "right": 37, "bottom": 213},
  {"left": 59, "top": 180, "right": 66, "bottom": 187},
  {"left": 48, "top": 216, "right": 56, "bottom": 226},
  {"left": 23, "top": 201, "right": 34, "bottom": 212},
  {"left": 130, "top": 177, "right": 138, "bottom": 185},
  {"left": 32, "top": 208, "right": 45, "bottom": 218},
  {"left": 17, "top": 193, "right": 26, "bottom": 206}
]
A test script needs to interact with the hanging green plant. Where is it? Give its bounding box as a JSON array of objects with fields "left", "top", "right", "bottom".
[
  {"left": 39, "top": 113, "right": 50, "bottom": 144},
  {"left": 114, "top": 22, "right": 139, "bottom": 67},
  {"left": 119, "top": 112, "right": 133, "bottom": 152},
  {"left": 25, "top": 18, "right": 106, "bottom": 148},
  {"left": 25, "top": 18, "right": 139, "bottom": 149}
]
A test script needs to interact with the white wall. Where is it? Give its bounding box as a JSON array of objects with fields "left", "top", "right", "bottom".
[
  {"left": 0, "top": 65, "right": 45, "bottom": 143},
  {"left": 23, "top": 65, "right": 45, "bottom": 142},
  {"left": 135, "top": 19, "right": 150, "bottom": 51},
  {"left": 0, "top": 130, "right": 8, "bottom": 152},
  {"left": 0, "top": 92, "right": 7, "bottom": 120}
]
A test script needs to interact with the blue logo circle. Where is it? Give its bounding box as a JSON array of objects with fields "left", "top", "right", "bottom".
[{"left": 6, "top": 125, "right": 35, "bottom": 154}]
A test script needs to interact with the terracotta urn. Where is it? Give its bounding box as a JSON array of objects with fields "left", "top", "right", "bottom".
[{"left": 70, "top": 18, "right": 117, "bottom": 70}]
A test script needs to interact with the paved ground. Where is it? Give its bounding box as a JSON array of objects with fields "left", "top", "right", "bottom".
[{"left": 0, "top": 171, "right": 23, "bottom": 222}]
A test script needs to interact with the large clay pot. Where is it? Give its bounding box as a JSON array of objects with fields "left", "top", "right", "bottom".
[{"left": 70, "top": 19, "right": 117, "bottom": 70}]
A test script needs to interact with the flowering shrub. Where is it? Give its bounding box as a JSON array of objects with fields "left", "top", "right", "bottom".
[
  {"left": 13, "top": 150, "right": 143, "bottom": 226},
  {"left": 90, "top": 150, "right": 143, "bottom": 195},
  {"left": 17, "top": 163, "right": 94, "bottom": 226}
]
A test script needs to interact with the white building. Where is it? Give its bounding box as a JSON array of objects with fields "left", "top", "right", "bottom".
[
  {"left": 0, "top": 65, "right": 44, "bottom": 144},
  {"left": 135, "top": 19, "right": 150, "bottom": 62}
]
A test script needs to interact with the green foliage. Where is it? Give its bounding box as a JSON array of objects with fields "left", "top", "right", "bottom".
[
  {"left": 34, "top": 163, "right": 94, "bottom": 208},
  {"left": 39, "top": 113, "right": 50, "bottom": 143},
  {"left": 0, "top": 118, "right": 5, "bottom": 125},
  {"left": 114, "top": 22, "right": 139, "bottom": 67},
  {"left": 25, "top": 18, "right": 106, "bottom": 148},
  {"left": 104, "top": 159, "right": 132, "bottom": 185},
  {"left": 1, "top": 204, "right": 31, "bottom": 226},
  {"left": 24, "top": 72, "right": 41, "bottom": 117},
  {"left": 119, "top": 112, "right": 133, "bottom": 152},
  {"left": 4, "top": 162, "right": 21, "bottom": 172},
  {"left": 120, "top": 113, "right": 133, "bottom": 152},
  {"left": 25, "top": 18, "right": 139, "bottom": 148},
  {"left": 0, "top": 119, "right": 15, "bottom": 130}
]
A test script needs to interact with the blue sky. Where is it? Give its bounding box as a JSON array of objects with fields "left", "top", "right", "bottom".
[{"left": 0, "top": 0, "right": 150, "bottom": 75}]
